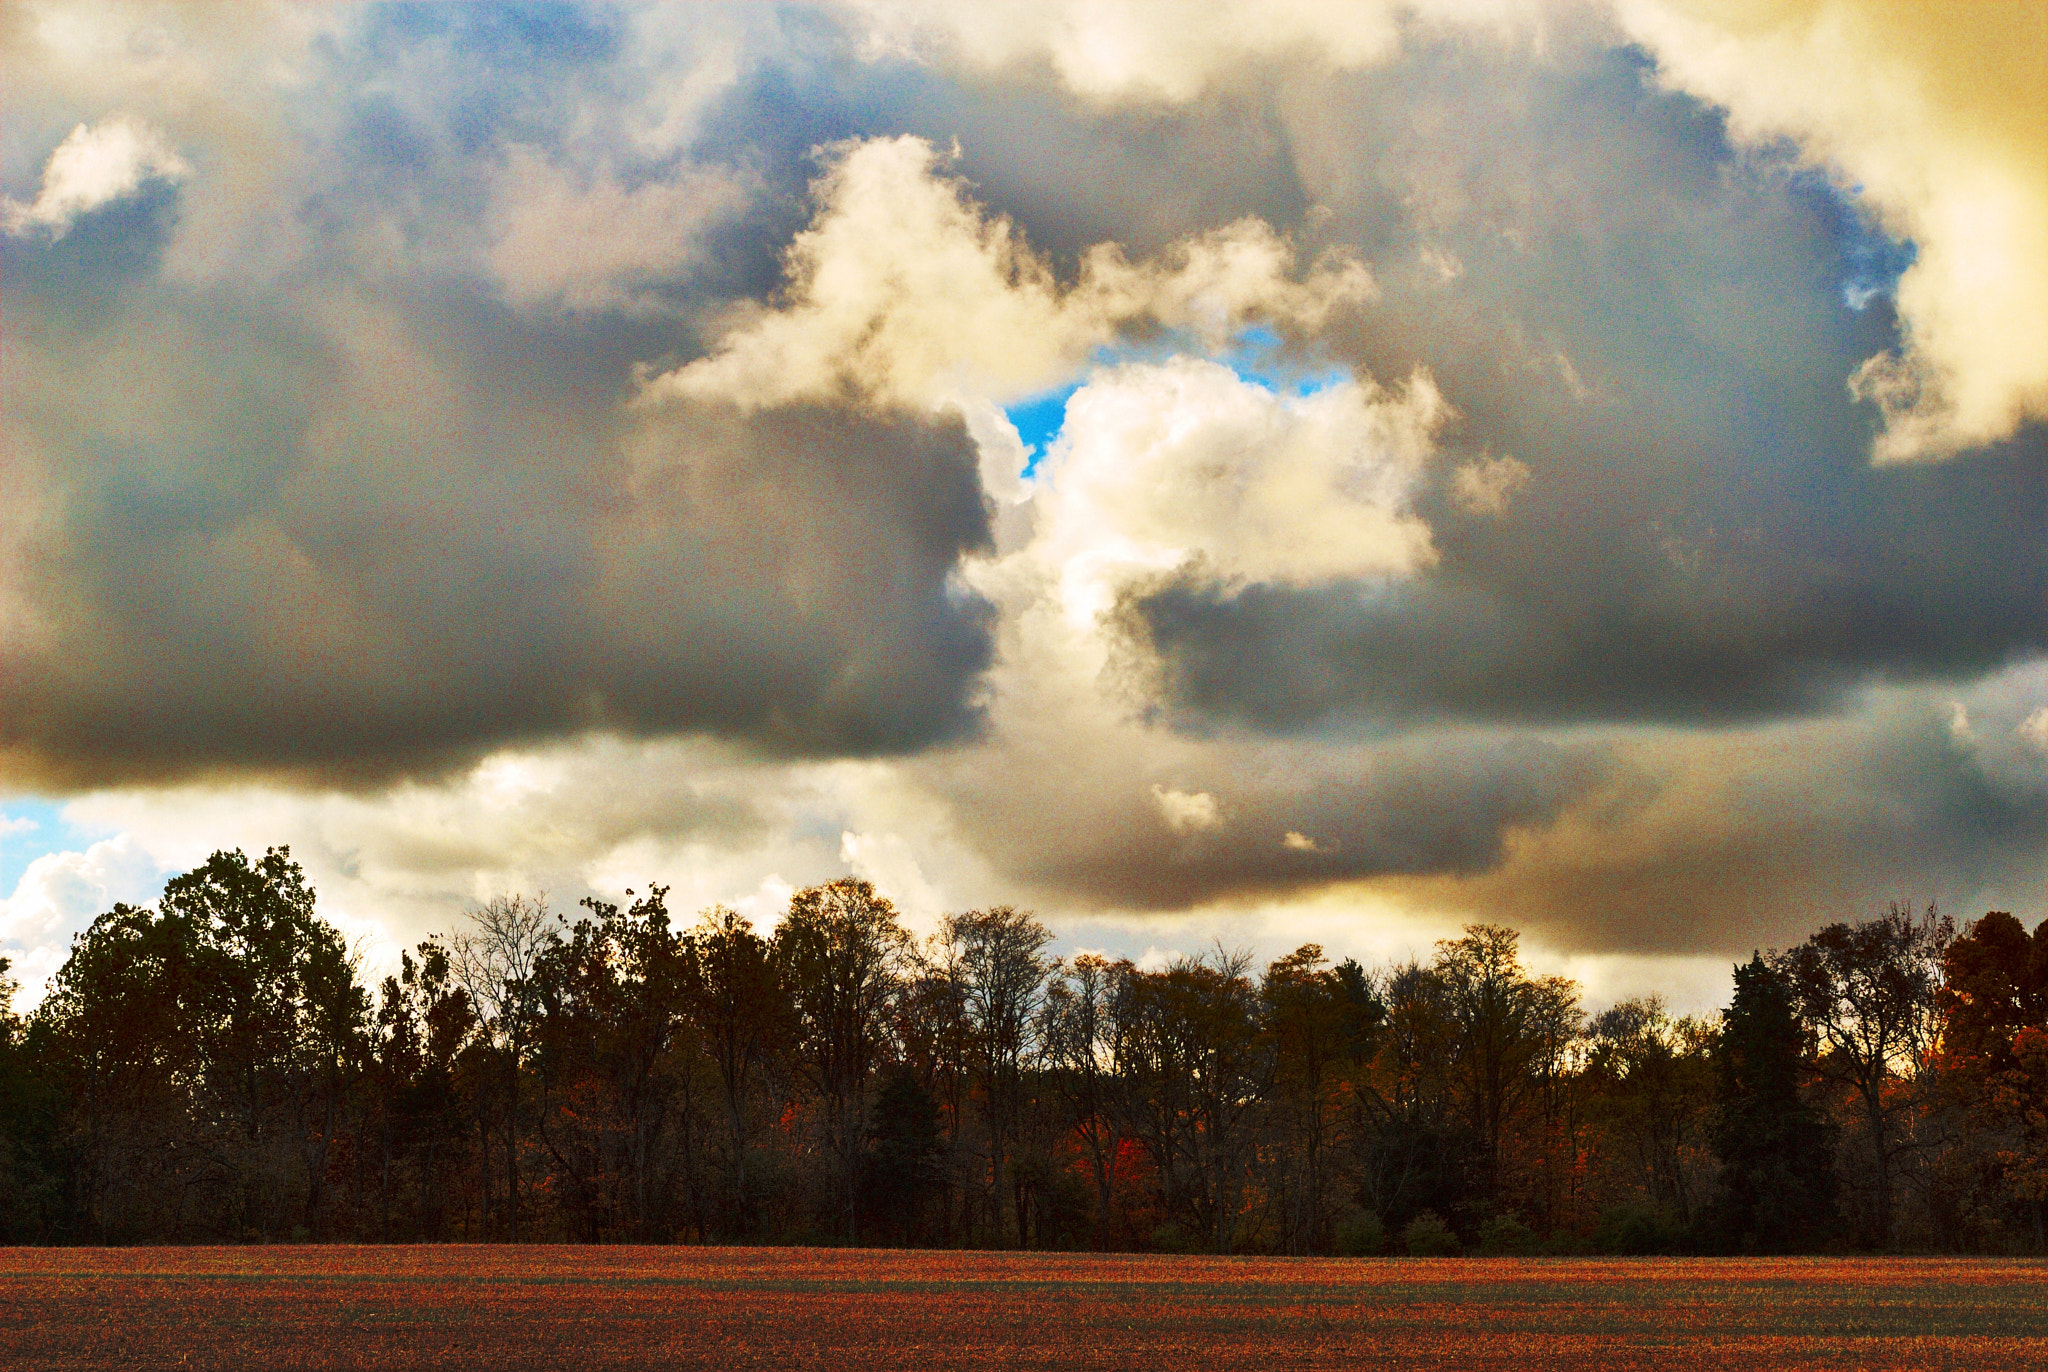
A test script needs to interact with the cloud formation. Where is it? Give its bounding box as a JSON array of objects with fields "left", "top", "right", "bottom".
[
  {"left": 0, "top": 1, "right": 2040, "bottom": 1002},
  {"left": 1618, "top": 0, "right": 2048, "bottom": 462},
  {"left": 646, "top": 135, "right": 1371, "bottom": 412},
  {"left": 2, "top": 113, "right": 190, "bottom": 238}
]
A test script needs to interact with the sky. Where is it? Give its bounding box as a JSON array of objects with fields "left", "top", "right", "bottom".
[{"left": 1, "top": 0, "right": 2042, "bottom": 1014}]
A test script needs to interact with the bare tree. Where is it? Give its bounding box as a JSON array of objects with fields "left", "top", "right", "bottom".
[{"left": 450, "top": 893, "right": 557, "bottom": 1242}]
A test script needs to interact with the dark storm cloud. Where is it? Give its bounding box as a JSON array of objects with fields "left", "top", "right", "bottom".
[
  {"left": 0, "top": 275, "right": 992, "bottom": 785},
  {"left": 1381, "top": 670, "right": 2048, "bottom": 957},
  {"left": 954, "top": 731, "right": 1606, "bottom": 912},
  {"left": 1118, "top": 36, "right": 2047, "bottom": 733}
]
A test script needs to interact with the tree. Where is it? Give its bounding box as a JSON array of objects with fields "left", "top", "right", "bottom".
[
  {"left": 36, "top": 848, "right": 366, "bottom": 1241},
  {"left": 1584, "top": 996, "right": 1718, "bottom": 1226},
  {"left": 370, "top": 940, "right": 475, "bottom": 1240},
  {"left": 0, "top": 957, "right": 63, "bottom": 1241},
  {"left": 1040, "top": 954, "right": 1134, "bottom": 1250},
  {"left": 775, "top": 877, "right": 909, "bottom": 1241},
  {"left": 936, "top": 906, "right": 1051, "bottom": 1246},
  {"left": 863, "top": 1064, "right": 945, "bottom": 1244},
  {"left": 686, "top": 906, "right": 786, "bottom": 1239},
  {"left": 1260, "top": 945, "right": 1365, "bottom": 1254},
  {"left": 1352, "top": 960, "right": 1474, "bottom": 1234},
  {"left": 1776, "top": 902, "right": 1951, "bottom": 1248},
  {"left": 532, "top": 887, "right": 696, "bottom": 1241},
  {"left": 1432, "top": 925, "right": 1581, "bottom": 1218},
  {"left": 1937, "top": 911, "right": 2048, "bottom": 1247},
  {"left": 1121, "top": 946, "right": 1265, "bottom": 1252},
  {"left": 450, "top": 893, "right": 557, "bottom": 1241},
  {"left": 1704, "top": 954, "right": 1839, "bottom": 1252}
]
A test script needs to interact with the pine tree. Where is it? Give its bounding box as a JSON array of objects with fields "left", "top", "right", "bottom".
[{"left": 1703, "top": 955, "right": 1839, "bottom": 1252}]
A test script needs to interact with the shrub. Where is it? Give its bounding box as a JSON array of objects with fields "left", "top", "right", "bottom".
[
  {"left": 1334, "top": 1211, "right": 1387, "bottom": 1256},
  {"left": 1593, "top": 1205, "right": 1686, "bottom": 1255},
  {"left": 1478, "top": 1213, "right": 1538, "bottom": 1256},
  {"left": 1402, "top": 1211, "right": 1462, "bottom": 1257}
]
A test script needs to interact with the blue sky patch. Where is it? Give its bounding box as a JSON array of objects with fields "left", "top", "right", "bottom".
[
  {"left": 0, "top": 798, "right": 101, "bottom": 895},
  {"left": 1002, "top": 328, "right": 1355, "bottom": 478}
]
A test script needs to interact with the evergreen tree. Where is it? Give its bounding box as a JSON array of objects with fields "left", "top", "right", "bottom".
[{"left": 1703, "top": 955, "right": 1838, "bottom": 1252}]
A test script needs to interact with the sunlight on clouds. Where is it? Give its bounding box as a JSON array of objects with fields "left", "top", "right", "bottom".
[
  {"left": 994, "top": 358, "right": 1441, "bottom": 633},
  {"left": 1, "top": 113, "right": 188, "bottom": 237},
  {"left": 846, "top": 0, "right": 1539, "bottom": 103},
  {"left": 1151, "top": 785, "right": 1223, "bottom": 835},
  {"left": 0, "top": 834, "right": 165, "bottom": 1006},
  {"left": 641, "top": 135, "right": 1372, "bottom": 413},
  {"left": 1617, "top": 0, "right": 2048, "bottom": 462}
]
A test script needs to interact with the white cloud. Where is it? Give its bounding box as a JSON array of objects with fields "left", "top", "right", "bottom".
[
  {"left": 1151, "top": 785, "right": 1222, "bottom": 835},
  {"left": 840, "top": 829, "right": 950, "bottom": 935},
  {"left": 1004, "top": 358, "right": 1441, "bottom": 625},
  {"left": 0, "top": 834, "right": 166, "bottom": 1006},
  {"left": 2, "top": 114, "right": 191, "bottom": 238},
  {"left": 0, "top": 815, "right": 37, "bottom": 839},
  {"left": 843, "top": 0, "right": 1539, "bottom": 103},
  {"left": 641, "top": 135, "right": 1373, "bottom": 413},
  {"left": 855, "top": 0, "right": 2048, "bottom": 465}
]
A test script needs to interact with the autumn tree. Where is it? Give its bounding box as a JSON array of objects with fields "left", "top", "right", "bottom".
[
  {"left": 1260, "top": 945, "right": 1372, "bottom": 1254},
  {"left": 1040, "top": 954, "right": 1135, "bottom": 1250},
  {"left": 369, "top": 940, "right": 475, "bottom": 1239},
  {"left": 775, "top": 878, "right": 909, "bottom": 1242},
  {"left": 531, "top": 887, "right": 697, "bottom": 1240},
  {"left": 1936, "top": 911, "right": 2048, "bottom": 1246},
  {"left": 936, "top": 906, "right": 1052, "bottom": 1246},
  {"left": 686, "top": 906, "right": 786, "bottom": 1239},
  {"left": 1583, "top": 996, "right": 1718, "bottom": 1226},
  {"left": 1776, "top": 902, "right": 1951, "bottom": 1248}
]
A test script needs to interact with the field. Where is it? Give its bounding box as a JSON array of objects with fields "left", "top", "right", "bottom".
[{"left": 2, "top": 1247, "right": 2045, "bottom": 1370}]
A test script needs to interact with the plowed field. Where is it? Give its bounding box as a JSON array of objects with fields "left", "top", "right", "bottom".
[{"left": 2, "top": 1247, "right": 2044, "bottom": 1370}]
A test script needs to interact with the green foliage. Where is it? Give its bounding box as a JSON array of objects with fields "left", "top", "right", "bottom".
[
  {"left": 1701, "top": 955, "right": 1840, "bottom": 1253},
  {"left": 1402, "top": 1210, "right": 1461, "bottom": 1256},
  {"left": 1593, "top": 1204, "right": 1686, "bottom": 1255},
  {"left": 1333, "top": 1210, "right": 1386, "bottom": 1256},
  {"left": 862, "top": 1065, "right": 945, "bottom": 1244},
  {"left": 1478, "top": 1212, "right": 1538, "bottom": 1256}
]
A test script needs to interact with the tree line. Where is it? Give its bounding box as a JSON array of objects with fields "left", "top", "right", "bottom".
[{"left": 0, "top": 846, "right": 2042, "bottom": 1253}]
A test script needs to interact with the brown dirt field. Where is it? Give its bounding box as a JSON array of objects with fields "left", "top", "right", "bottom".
[{"left": 1, "top": 1247, "right": 2044, "bottom": 1370}]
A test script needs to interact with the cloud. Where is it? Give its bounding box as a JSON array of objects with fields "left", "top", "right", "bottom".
[
  {"left": 2, "top": 113, "right": 190, "bottom": 238},
  {"left": 844, "top": 0, "right": 1518, "bottom": 103},
  {"left": 1151, "top": 785, "right": 1222, "bottom": 835},
  {"left": 0, "top": 833, "right": 166, "bottom": 1004},
  {"left": 643, "top": 135, "right": 1372, "bottom": 412},
  {"left": 1450, "top": 454, "right": 1530, "bottom": 516},
  {"left": 486, "top": 146, "right": 751, "bottom": 311},
  {"left": 0, "top": 288, "right": 997, "bottom": 781},
  {"left": 1027, "top": 358, "right": 1441, "bottom": 597},
  {"left": 1609, "top": 2, "right": 2048, "bottom": 462},
  {"left": 1108, "top": 29, "right": 2047, "bottom": 735},
  {"left": 0, "top": 1, "right": 2037, "bottom": 1000}
]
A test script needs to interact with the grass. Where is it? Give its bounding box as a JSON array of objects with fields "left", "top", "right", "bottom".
[{"left": 2, "top": 1247, "right": 2045, "bottom": 1369}]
